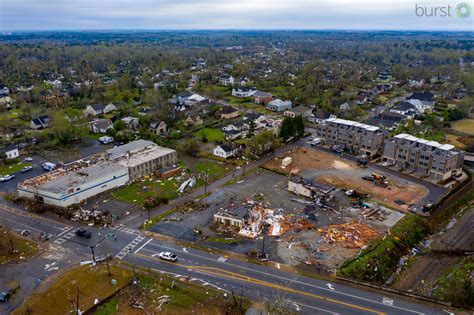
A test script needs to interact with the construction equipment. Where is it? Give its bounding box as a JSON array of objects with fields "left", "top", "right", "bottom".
[
  {"left": 371, "top": 173, "right": 389, "bottom": 188},
  {"left": 371, "top": 173, "right": 386, "bottom": 180}
]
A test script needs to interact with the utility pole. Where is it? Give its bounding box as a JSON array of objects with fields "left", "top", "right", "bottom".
[
  {"left": 203, "top": 169, "right": 209, "bottom": 194},
  {"left": 75, "top": 285, "right": 80, "bottom": 315}
]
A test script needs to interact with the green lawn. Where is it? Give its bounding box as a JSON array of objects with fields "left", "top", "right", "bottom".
[
  {"left": 192, "top": 160, "right": 228, "bottom": 181},
  {"left": 193, "top": 128, "right": 225, "bottom": 143},
  {"left": 112, "top": 175, "right": 181, "bottom": 207},
  {"left": 13, "top": 265, "right": 132, "bottom": 315},
  {"left": 0, "top": 162, "right": 32, "bottom": 176}
]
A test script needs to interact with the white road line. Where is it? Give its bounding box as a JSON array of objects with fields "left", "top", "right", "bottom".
[
  {"left": 134, "top": 238, "right": 152, "bottom": 254},
  {"left": 286, "top": 300, "right": 338, "bottom": 315},
  {"left": 143, "top": 240, "right": 425, "bottom": 315},
  {"left": 55, "top": 226, "right": 74, "bottom": 237}
]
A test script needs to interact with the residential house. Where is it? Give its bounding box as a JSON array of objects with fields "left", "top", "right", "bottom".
[
  {"left": 216, "top": 106, "right": 240, "bottom": 120},
  {"left": 232, "top": 86, "right": 256, "bottom": 98},
  {"left": 121, "top": 117, "right": 140, "bottom": 130},
  {"left": 149, "top": 121, "right": 167, "bottom": 135},
  {"left": 219, "top": 74, "right": 235, "bottom": 86},
  {"left": 104, "top": 103, "right": 118, "bottom": 114},
  {"left": 267, "top": 99, "right": 292, "bottom": 112},
  {"left": 408, "top": 78, "right": 425, "bottom": 88},
  {"left": 365, "top": 112, "right": 406, "bottom": 131},
  {"left": 253, "top": 91, "right": 273, "bottom": 105},
  {"left": 184, "top": 116, "right": 203, "bottom": 127},
  {"left": 238, "top": 77, "right": 250, "bottom": 86},
  {"left": 90, "top": 119, "right": 113, "bottom": 134},
  {"left": 339, "top": 102, "right": 351, "bottom": 111},
  {"left": 0, "top": 126, "right": 24, "bottom": 141},
  {"left": 284, "top": 105, "right": 312, "bottom": 118},
  {"left": 309, "top": 108, "right": 334, "bottom": 124},
  {"left": 84, "top": 103, "right": 106, "bottom": 116},
  {"left": 0, "top": 144, "right": 19, "bottom": 160},
  {"left": 30, "top": 115, "right": 50, "bottom": 130},
  {"left": 213, "top": 143, "right": 240, "bottom": 159},
  {"left": 390, "top": 101, "right": 417, "bottom": 117},
  {"left": 383, "top": 133, "right": 464, "bottom": 181},
  {"left": 407, "top": 91, "right": 435, "bottom": 113}
]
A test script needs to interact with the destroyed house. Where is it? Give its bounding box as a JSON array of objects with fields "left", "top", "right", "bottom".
[{"left": 288, "top": 176, "right": 335, "bottom": 198}]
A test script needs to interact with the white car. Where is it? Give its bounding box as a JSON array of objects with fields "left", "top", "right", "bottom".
[
  {"left": 158, "top": 251, "right": 178, "bottom": 262},
  {"left": 24, "top": 157, "right": 33, "bottom": 162},
  {"left": 0, "top": 174, "right": 15, "bottom": 182}
]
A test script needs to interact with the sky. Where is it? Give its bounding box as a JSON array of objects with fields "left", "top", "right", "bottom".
[{"left": 0, "top": 0, "right": 473, "bottom": 31}]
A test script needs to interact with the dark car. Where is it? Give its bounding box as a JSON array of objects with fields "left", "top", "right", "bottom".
[
  {"left": 76, "top": 228, "right": 92, "bottom": 239},
  {"left": 0, "top": 291, "right": 9, "bottom": 302}
]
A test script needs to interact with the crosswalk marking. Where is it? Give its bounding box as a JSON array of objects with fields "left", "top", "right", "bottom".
[
  {"left": 115, "top": 235, "right": 146, "bottom": 260},
  {"left": 116, "top": 226, "right": 140, "bottom": 235},
  {"left": 54, "top": 229, "right": 76, "bottom": 244}
]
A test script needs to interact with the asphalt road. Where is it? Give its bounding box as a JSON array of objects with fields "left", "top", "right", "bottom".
[{"left": 0, "top": 203, "right": 448, "bottom": 315}]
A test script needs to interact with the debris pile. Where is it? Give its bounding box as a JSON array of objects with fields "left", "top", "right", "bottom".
[
  {"left": 71, "top": 208, "right": 108, "bottom": 224},
  {"left": 175, "top": 200, "right": 208, "bottom": 214},
  {"left": 318, "top": 221, "right": 378, "bottom": 248}
]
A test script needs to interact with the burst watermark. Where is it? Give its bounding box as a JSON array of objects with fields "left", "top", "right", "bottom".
[{"left": 415, "top": 1, "right": 472, "bottom": 18}]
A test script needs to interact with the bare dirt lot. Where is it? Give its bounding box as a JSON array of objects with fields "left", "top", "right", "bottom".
[{"left": 263, "top": 147, "right": 428, "bottom": 211}]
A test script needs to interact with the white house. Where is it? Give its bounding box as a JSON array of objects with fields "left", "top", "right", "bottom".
[
  {"left": 219, "top": 74, "right": 235, "bottom": 86},
  {"left": 0, "top": 84, "right": 10, "bottom": 96},
  {"left": 104, "top": 103, "right": 118, "bottom": 114},
  {"left": 1, "top": 144, "right": 19, "bottom": 160},
  {"left": 213, "top": 143, "right": 240, "bottom": 159},
  {"left": 232, "top": 87, "right": 256, "bottom": 98},
  {"left": 90, "top": 119, "right": 113, "bottom": 134},
  {"left": 84, "top": 103, "right": 106, "bottom": 116}
]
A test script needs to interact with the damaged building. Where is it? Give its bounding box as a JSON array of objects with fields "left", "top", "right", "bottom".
[
  {"left": 17, "top": 140, "right": 178, "bottom": 207},
  {"left": 288, "top": 176, "right": 335, "bottom": 199}
]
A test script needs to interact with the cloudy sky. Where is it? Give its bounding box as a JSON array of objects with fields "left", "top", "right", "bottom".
[{"left": 0, "top": 0, "right": 472, "bottom": 31}]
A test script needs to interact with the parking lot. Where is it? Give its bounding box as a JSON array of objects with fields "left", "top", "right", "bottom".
[{"left": 0, "top": 138, "right": 113, "bottom": 193}]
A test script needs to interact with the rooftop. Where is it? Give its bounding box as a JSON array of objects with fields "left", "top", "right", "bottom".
[
  {"left": 325, "top": 117, "right": 380, "bottom": 132},
  {"left": 393, "top": 133, "right": 456, "bottom": 151}
]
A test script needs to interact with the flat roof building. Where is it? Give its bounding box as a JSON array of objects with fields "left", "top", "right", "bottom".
[
  {"left": 18, "top": 140, "right": 177, "bottom": 207},
  {"left": 316, "top": 118, "right": 385, "bottom": 158},
  {"left": 382, "top": 133, "right": 464, "bottom": 181}
]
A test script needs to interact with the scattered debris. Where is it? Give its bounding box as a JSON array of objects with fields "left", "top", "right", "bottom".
[{"left": 318, "top": 221, "right": 379, "bottom": 248}]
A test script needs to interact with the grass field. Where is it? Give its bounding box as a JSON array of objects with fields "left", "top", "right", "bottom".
[
  {"left": 112, "top": 175, "right": 181, "bottom": 207},
  {"left": 0, "top": 228, "right": 39, "bottom": 264},
  {"left": 192, "top": 160, "right": 229, "bottom": 181},
  {"left": 95, "top": 271, "right": 245, "bottom": 315},
  {"left": 445, "top": 134, "right": 466, "bottom": 149},
  {"left": 0, "top": 162, "right": 32, "bottom": 177},
  {"left": 193, "top": 128, "right": 225, "bottom": 143},
  {"left": 13, "top": 264, "right": 132, "bottom": 315},
  {"left": 452, "top": 118, "right": 474, "bottom": 134}
]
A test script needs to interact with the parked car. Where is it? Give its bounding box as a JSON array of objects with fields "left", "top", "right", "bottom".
[
  {"left": 158, "top": 251, "right": 178, "bottom": 262},
  {"left": 21, "top": 166, "right": 33, "bottom": 173},
  {"left": 381, "top": 161, "right": 391, "bottom": 167},
  {"left": 0, "top": 174, "right": 16, "bottom": 182},
  {"left": 24, "top": 157, "right": 33, "bottom": 162},
  {"left": 99, "top": 136, "right": 114, "bottom": 144},
  {"left": 0, "top": 291, "right": 9, "bottom": 303},
  {"left": 75, "top": 228, "right": 92, "bottom": 239}
]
